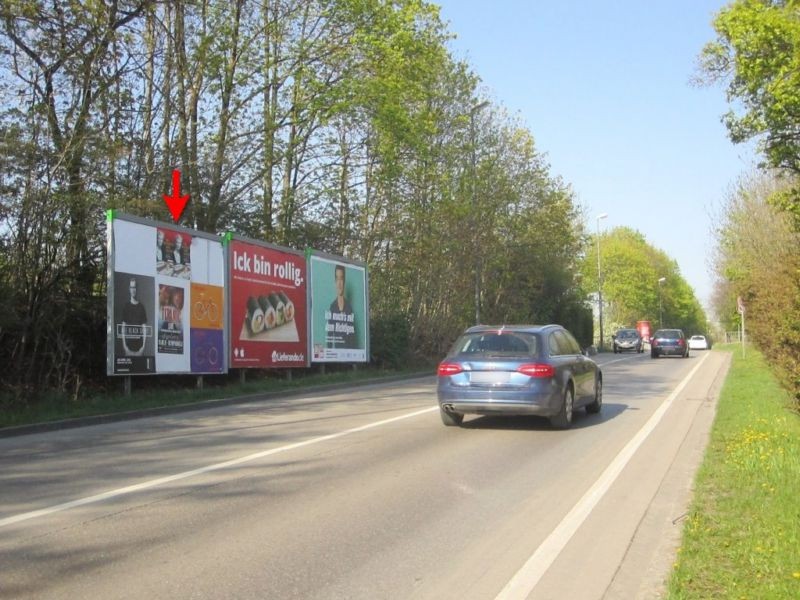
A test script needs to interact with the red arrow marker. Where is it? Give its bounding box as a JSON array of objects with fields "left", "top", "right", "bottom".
[{"left": 163, "top": 169, "right": 190, "bottom": 222}]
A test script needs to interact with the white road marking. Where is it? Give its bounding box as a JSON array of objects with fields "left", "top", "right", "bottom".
[
  {"left": 600, "top": 353, "right": 647, "bottom": 366},
  {"left": 0, "top": 406, "right": 438, "bottom": 529},
  {"left": 601, "top": 357, "right": 634, "bottom": 366},
  {"left": 495, "top": 352, "right": 711, "bottom": 599}
]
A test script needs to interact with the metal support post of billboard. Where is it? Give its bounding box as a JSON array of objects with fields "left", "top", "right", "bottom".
[
  {"left": 285, "top": 370, "right": 293, "bottom": 381},
  {"left": 196, "top": 375, "right": 204, "bottom": 391},
  {"left": 123, "top": 376, "right": 131, "bottom": 397},
  {"left": 239, "top": 370, "right": 246, "bottom": 385},
  {"left": 320, "top": 363, "right": 326, "bottom": 375}
]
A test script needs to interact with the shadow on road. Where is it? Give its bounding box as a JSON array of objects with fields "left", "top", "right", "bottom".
[{"left": 458, "top": 402, "right": 629, "bottom": 431}]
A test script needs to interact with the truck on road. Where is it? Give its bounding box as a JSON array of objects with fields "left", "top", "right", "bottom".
[{"left": 636, "top": 320, "right": 652, "bottom": 344}]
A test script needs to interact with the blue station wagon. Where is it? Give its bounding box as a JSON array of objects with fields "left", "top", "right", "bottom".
[
  {"left": 650, "top": 328, "right": 689, "bottom": 358},
  {"left": 437, "top": 324, "right": 603, "bottom": 429}
]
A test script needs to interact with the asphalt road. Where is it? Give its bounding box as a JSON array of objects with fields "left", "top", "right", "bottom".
[{"left": 0, "top": 350, "right": 730, "bottom": 599}]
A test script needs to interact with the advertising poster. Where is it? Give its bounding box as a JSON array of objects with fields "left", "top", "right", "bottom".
[
  {"left": 309, "top": 254, "right": 368, "bottom": 363},
  {"left": 108, "top": 213, "right": 225, "bottom": 375},
  {"left": 157, "top": 283, "right": 185, "bottom": 355},
  {"left": 227, "top": 236, "right": 308, "bottom": 368},
  {"left": 112, "top": 271, "right": 156, "bottom": 374},
  {"left": 191, "top": 328, "right": 224, "bottom": 373},
  {"left": 189, "top": 282, "right": 224, "bottom": 372},
  {"left": 156, "top": 227, "right": 192, "bottom": 279}
]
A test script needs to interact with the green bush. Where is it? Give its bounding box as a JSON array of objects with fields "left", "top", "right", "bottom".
[
  {"left": 555, "top": 301, "right": 594, "bottom": 349},
  {"left": 370, "top": 312, "right": 412, "bottom": 369}
]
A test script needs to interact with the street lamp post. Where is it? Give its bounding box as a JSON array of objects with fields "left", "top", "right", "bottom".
[
  {"left": 470, "top": 100, "right": 489, "bottom": 325},
  {"left": 658, "top": 276, "right": 666, "bottom": 328},
  {"left": 596, "top": 213, "right": 608, "bottom": 350}
]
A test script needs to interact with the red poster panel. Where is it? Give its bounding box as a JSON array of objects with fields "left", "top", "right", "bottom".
[{"left": 228, "top": 238, "right": 308, "bottom": 368}]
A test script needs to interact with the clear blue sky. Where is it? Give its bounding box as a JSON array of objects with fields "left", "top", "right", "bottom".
[{"left": 434, "top": 0, "right": 756, "bottom": 312}]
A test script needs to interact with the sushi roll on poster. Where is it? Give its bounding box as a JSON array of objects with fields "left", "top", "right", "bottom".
[
  {"left": 257, "top": 295, "right": 277, "bottom": 330},
  {"left": 227, "top": 236, "right": 308, "bottom": 368}
]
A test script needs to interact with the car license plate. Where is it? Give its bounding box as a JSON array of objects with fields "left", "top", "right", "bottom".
[{"left": 469, "top": 372, "right": 510, "bottom": 385}]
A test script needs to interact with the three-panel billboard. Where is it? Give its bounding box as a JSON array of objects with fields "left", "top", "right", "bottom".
[{"left": 107, "top": 212, "right": 368, "bottom": 376}]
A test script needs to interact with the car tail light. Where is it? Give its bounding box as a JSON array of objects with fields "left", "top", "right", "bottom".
[
  {"left": 437, "top": 362, "right": 463, "bottom": 377},
  {"left": 652, "top": 339, "right": 659, "bottom": 347},
  {"left": 677, "top": 338, "right": 685, "bottom": 346},
  {"left": 517, "top": 363, "right": 555, "bottom": 378}
]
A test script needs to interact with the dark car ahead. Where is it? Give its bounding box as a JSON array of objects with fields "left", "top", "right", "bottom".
[
  {"left": 650, "top": 328, "right": 689, "bottom": 358},
  {"left": 436, "top": 324, "right": 602, "bottom": 429},
  {"left": 612, "top": 328, "right": 643, "bottom": 353}
]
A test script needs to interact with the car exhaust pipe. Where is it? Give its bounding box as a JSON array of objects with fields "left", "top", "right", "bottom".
[{"left": 442, "top": 403, "right": 455, "bottom": 412}]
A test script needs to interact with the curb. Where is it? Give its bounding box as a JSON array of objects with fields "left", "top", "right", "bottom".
[{"left": 0, "top": 372, "right": 436, "bottom": 439}]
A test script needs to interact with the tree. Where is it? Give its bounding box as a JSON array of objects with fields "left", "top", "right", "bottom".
[
  {"left": 0, "top": 1, "right": 154, "bottom": 398},
  {"left": 582, "top": 227, "right": 707, "bottom": 335},
  {"left": 710, "top": 172, "right": 800, "bottom": 401},
  {"left": 698, "top": 0, "right": 800, "bottom": 227},
  {"left": 0, "top": 0, "right": 616, "bottom": 398},
  {"left": 1, "top": 0, "right": 154, "bottom": 285}
]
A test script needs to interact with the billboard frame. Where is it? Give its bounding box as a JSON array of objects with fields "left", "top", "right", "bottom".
[
  {"left": 106, "top": 210, "right": 228, "bottom": 376},
  {"left": 223, "top": 232, "right": 310, "bottom": 369},
  {"left": 306, "top": 248, "right": 370, "bottom": 364}
]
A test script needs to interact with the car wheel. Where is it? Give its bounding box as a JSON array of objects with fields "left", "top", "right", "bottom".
[
  {"left": 440, "top": 406, "right": 463, "bottom": 427},
  {"left": 586, "top": 376, "right": 602, "bottom": 414},
  {"left": 550, "top": 385, "right": 574, "bottom": 429},
  {"left": 651, "top": 351, "right": 658, "bottom": 358}
]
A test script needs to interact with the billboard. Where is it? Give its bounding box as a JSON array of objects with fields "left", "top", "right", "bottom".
[
  {"left": 308, "top": 253, "right": 369, "bottom": 363},
  {"left": 226, "top": 235, "right": 308, "bottom": 368},
  {"left": 107, "top": 212, "right": 226, "bottom": 375}
]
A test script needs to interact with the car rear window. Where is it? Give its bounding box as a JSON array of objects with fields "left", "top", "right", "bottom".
[
  {"left": 655, "top": 330, "right": 682, "bottom": 339},
  {"left": 450, "top": 332, "right": 538, "bottom": 357}
]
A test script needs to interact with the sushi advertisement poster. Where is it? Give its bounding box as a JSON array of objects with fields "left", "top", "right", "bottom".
[
  {"left": 227, "top": 236, "right": 308, "bottom": 368},
  {"left": 308, "top": 254, "right": 368, "bottom": 363},
  {"left": 107, "top": 212, "right": 226, "bottom": 375}
]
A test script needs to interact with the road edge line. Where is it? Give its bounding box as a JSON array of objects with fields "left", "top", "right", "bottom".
[{"left": 495, "top": 352, "right": 711, "bottom": 599}]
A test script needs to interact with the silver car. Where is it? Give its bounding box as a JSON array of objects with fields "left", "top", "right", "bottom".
[
  {"left": 437, "top": 324, "right": 603, "bottom": 429},
  {"left": 612, "top": 328, "right": 643, "bottom": 353}
]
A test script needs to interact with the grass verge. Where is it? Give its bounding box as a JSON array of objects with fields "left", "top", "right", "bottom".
[
  {"left": 667, "top": 344, "right": 800, "bottom": 598},
  {"left": 0, "top": 366, "right": 432, "bottom": 430}
]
